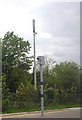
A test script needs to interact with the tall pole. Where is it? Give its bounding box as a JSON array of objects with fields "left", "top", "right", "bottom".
[
  {"left": 37, "top": 56, "right": 45, "bottom": 117},
  {"left": 33, "top": 19, "right": 37, "bottom": 90},
  {"left": 40, "top": 64, "right": 44, "bottom": 117}
]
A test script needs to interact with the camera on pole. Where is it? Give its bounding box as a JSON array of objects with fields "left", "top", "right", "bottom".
[
  {"left": 37, "top": 56, "right": 45, "bottom": 117},
  {"left": 37, "top": 56, "right": 45, "bottom": 65}
]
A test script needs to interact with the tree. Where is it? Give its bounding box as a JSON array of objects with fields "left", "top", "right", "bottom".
[
  {"left": 16, "top": 82, "right": 39, "bottom": 108},
  {"left": 51, "top": 61, "right": 80, "bottom": 90},
  {"left": 43, "top": 56, "right": 55, "bottom": 88},
  {"left": 2, "top": 75, "right": 11, "bottom": 112},
  {"left": 50, "top": 61, "right": 80, "bottom": 103},
  {"left": 2, "top": 31, "right": 32, "bottom": 93}
]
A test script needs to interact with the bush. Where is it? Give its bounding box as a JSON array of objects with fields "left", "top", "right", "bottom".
[
  {"left": 44, "top": 84, "right": 54, "bottom": 104},
  {"left": 54, "top": 87, "right": 78, "bottom": 104},
  {"left": 16, "top": 82, "right": 39, "bottom": 108},
  {"left": 45, "top": 87, "right": 54, "bottom": 104},
  {"left": 2, "top": 75, "right": 11, "bottom": 112}
]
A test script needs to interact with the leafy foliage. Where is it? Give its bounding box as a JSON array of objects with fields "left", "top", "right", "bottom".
[
  {"left": 16, "top": 82, "right": 39, "bottom": 108},
  {"left": 2, "top": 75, "right": 11, "bottom": 112},
  {"left": 51, "top": 61, "right": 80, "bottom": 90},
  {"left": 2, "top": 31, "right": 32, "bottom": 72},
  {"left": 2, "top": 31, "right": 32, "bottom": 93}
]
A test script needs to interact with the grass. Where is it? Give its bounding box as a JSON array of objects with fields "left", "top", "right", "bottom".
[
  {"left": 2, "top": 106, "right": 40, "bottom": 114},
  {"left": 44, "top": 103, "right": 80, "bottom": 111},
  {"left": 2, "top": 103, "right": 80, "bottom": 114}
]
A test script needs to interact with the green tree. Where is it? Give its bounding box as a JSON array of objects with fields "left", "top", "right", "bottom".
[
  {"left": 2, "top": 31, "right": 32, "bottom": 93},
  {"left": 51, "top": 61, "right": 80, "bottom": 103},
  {"left": 2, "top": 75, "right": 11, "bottom": 112},
  {"left": 16, "top": 82, "right": 38, "bottom": 108},
  {"left": 51, "top": 61, "right": 80, "bottom": 90}
]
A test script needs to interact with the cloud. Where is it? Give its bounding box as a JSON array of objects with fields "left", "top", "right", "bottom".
[
  {"left": 0, "top": 0, "right": 80, "bottom": 64},
  {"left": 35, "top": 36, "right": 80, "bottom": 63},
  {"left": 32, "top": 2, "right": 80, "bottom": 63},
  {"left": 33, "top": 2, "right": 80, "bottom": 37}
]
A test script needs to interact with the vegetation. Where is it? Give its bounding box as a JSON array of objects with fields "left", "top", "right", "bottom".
[{"left": 1, "top": 32, "right": 80, "bottom": 113}]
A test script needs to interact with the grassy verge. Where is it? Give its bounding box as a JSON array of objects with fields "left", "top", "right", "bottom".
[
  {"left": 2, "top": 103, "right": 80, "bottom": 114},
  {"left": 44, "top": 103, "right": 80, "bottom": 111}
]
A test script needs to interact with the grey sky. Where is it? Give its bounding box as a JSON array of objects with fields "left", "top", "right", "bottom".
[{"left": 0, "top": 0, "right": 80, "bottom": 64}]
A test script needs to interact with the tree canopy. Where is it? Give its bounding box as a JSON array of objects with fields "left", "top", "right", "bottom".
[
  {"left": 51, "top": 61, "right": 80, "bottom": 90},
  {"left": 2, "top": 31, "right": 32, "bottom": 93}
]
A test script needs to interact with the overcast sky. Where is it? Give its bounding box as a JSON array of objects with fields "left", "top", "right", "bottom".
[{"left": 0, "top": 0, "right": 80, "bottom": 64}]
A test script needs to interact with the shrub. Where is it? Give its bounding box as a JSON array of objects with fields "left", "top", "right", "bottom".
[{"left": 16, "top": 82, "right": 39, "bottom": 108}]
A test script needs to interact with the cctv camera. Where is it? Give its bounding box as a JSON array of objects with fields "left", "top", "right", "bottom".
[
  {"left": 37, "top": 57, "right": 39, "bottom": 60},
  {"left": 37, "top": 56, "right": 45, "bottom": 65}
]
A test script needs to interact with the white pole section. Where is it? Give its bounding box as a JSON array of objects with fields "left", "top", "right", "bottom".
[
  {"left": 40, "top": 64, "right": 44, "bottom": 117},
  {"left": 33, "top": 19, "right": 37, "bottom": 90},
  {"left": 37, "top": 56, "right": 45, "bottom": 117}
]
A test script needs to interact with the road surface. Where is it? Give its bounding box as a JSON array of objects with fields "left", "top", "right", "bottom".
[{"left": 2, "top": 108, "right": 80, "bottom": 118}]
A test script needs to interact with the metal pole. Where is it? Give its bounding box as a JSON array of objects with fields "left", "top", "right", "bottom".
[
  {"left": 33, "top": 19, "right": 37, "bottom": 90},
  {"left": 40, "top": 64, "right": 44, "bottom": 117},
  {"left": 33, "top": 32, "right": 36, "bottom": 90}
]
